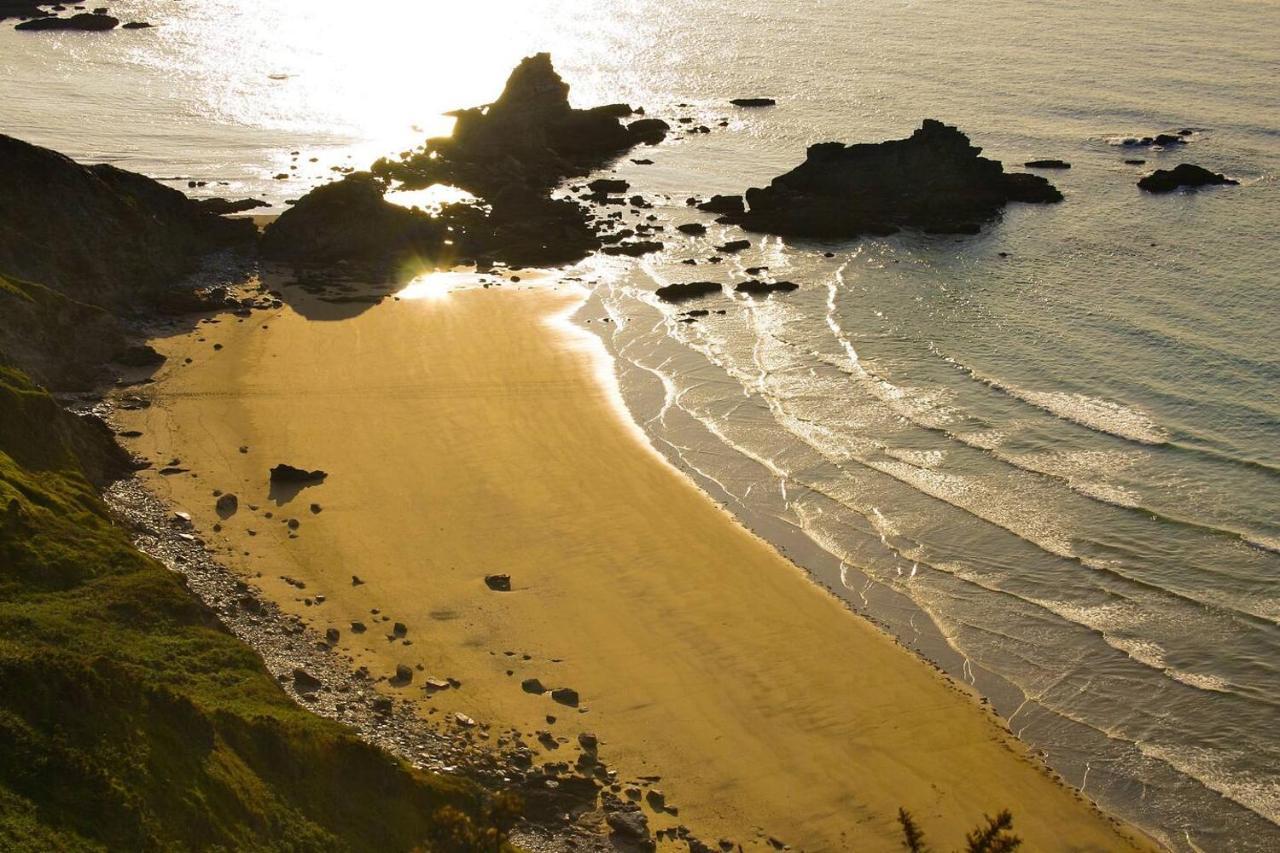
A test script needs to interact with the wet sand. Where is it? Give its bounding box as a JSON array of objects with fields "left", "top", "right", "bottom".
[{"left": 119, "top": 275, "right": 1156, "bottom": 851}]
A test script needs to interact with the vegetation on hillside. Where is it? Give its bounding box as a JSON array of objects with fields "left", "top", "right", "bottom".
[{"left": 0, "top": 365, "right": 516, "bottom": 851}]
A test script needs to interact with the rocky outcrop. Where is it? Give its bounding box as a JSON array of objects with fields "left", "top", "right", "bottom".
[
  {"left": 724, "top": 119, "right": 1063, "bottom": 238},
  {"left": 260, "top": 173, "right": 445, "bottom": 264},
  {"left": 0, "top": 134, "right": 254, "bottom": 309},
  {"left": 196, "top": 197, "right": 269, "bottom": 215},
  {"left": 374, "top": 53, "right": 663, "bottom": 198},
  {"left": 1137, "top": 163, "right": 1238, "bottom": 193}
]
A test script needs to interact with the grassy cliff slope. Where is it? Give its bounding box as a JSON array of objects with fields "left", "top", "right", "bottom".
[{"left": 0, "top": 365, "right": 507, "bottom": 852}]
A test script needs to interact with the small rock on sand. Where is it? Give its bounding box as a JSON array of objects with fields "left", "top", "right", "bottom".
[
  {"left": 522, "top": 678, "right": 547, "bottom": 694},
  {"left": 551, "top": 687, "right": 580, "bottom": 707},
  {"left": 484, "top": 573, "right": 512, "bottom": 591}
]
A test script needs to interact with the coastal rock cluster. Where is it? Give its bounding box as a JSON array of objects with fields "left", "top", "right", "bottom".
[
  {"left": 264, "top": 53, "right": 670, "bottom": 269},
  {"left": 720, "top": 119, "right": 1064, "bottom": 238},
  {"left": 2, "top": 2, "right": 151, "bottom": 30}
]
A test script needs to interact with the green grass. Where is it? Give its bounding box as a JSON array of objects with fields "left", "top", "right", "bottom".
[{"left": 0, "top": 367, "right": 516, "bottom": 851}]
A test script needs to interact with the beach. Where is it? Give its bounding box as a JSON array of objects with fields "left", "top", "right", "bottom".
[{"left": 118, "top": 273, "right": 1155, "bottom": 851}]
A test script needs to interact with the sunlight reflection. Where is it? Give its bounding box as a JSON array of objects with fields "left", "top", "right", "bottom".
[
  {"left": 385, "top": 184, "right": 479, "bottom": 215},
  {"left": 396, "top": 270, "right": 484, "bottom": 302}
]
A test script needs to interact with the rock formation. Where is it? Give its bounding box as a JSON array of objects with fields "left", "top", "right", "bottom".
[{"left": 723, "top": 119, "right": 1063, "bottom": 238}]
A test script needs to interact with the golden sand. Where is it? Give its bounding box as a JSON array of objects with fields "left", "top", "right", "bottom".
[{"left": 119, "top": 275, "right": 1155, "bottom": 852}]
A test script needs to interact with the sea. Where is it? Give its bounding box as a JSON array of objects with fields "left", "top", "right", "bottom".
[{"left": 2, "top": 1, "right": 1276, "bottom": 849}]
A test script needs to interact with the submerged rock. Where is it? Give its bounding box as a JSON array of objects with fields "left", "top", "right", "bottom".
[
  {"left": 1024, "top": 159, "right": 1071, "bottom": 169},
  {"left": 725, "top": 119, "right": 1063, "bottom": 238},
  {"left": 1137, "top": 163, "right": 1238, "bottom": 193},
  {"left": 730, "top": 97, "right": 776, "bottom": 107}
]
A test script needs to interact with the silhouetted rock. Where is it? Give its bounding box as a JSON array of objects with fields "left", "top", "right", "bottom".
[
  {"left": 735, "top": 280, "right": 799, "bottom": 296},
  {"left": 728, "top": 119, "right": 1063, "bottom": 238},
  {"left": 1137, "top": 163, "right": 1238, "bottom": 193},
  {"left": 588, "top": 178, "right": 629, "bottom": 195},
  {"left": 676, "top": 223, "right": 707, "bottom": 235},
  {"left": 261, "top": 173, "right": 445, "bottom": 264},
  {"left": 551, "top": 687, "right": 580, "bottom": 707},
  {"left": 122, "top": 21, "right": 153, "bottom": 29},
  {"left": 730, "top": 97, "right": 776, "bottom": 107},
  {"left": 0, "top": 134, "right": 253, "bottom": 309},
  {"left": 601, "top": 240, "right": 663, "bottom": 257},
  {"left": 696, "top": 195, "right": 745, "bottom": 215},
  {"left": 196, "top": 197, "right": 269, "bottom": 215},
  {"left": 715, "top": 239, "right": 750, "bottom": 253},
  {"left": 15, "top": 12, "right": 117, "bottom": 30},
  {"left": 1024, "top": 159, "right": 1070, "bottom": 169},
  {"left": 655, "top": 281, "right": 721, "bottom": 303},
  {"left": 522, "top": 678, "right": 546, "bottom": 694},
  {"left": 269, "top": 464, "right": 328, "bottom": 484}
]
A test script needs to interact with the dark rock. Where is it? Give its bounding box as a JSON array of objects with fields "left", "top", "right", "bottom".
[
  {"left": 392, "top": 664, "right": 413, "bottom": 685},
  {"left": 551, "top": 687, "right": 580, "bottom": 707},
  {"left": 578, "top": 731, "right": 598, "bottom": 751},
  {"left": 730, "top": 97, "right": 776, "bottom": 107},
  {"left": 735, "top": 280, "right": 799, "bottom": 296},
  {"left": 588, "top": 178, "right": 629, "bottom": 195},
  {"left": 729, "top": 119, "right": 1062, "bottom": 238},
  {"left": 392, "top": 622, "right": 407, "bottom": 636},
  {"left": 1124, "top": 159, "right": 1147, "bottom": 165},
  {"left": 521, "top": 678, "right": 546, "bottom": 694},
  {"left": 655, "top": 281, "right": 721, "bottom": 303},
  {"left": 324, "top": 627, "right": 340, "bottom": 644},
  {"left": 627, "top": 118, "right": 670, "bottom": 146},
  {"left": 371, "top": 696, "right": 393, "bottom": 714},
  {"left": 601, "top": 240, "right": 663, "bottom": 257},
  {"left": 122, "top": 21, "right": 153, "bottom": 29},
  {"left": 350, "top": 621, "right": 367, "bottom": 633},
  {"left": 1138, "top": 163, "right": 1238, "bottom": 193},
  {"left": 214, "top": 493, "right": 238, "bottom": 516},
  {"left": 291, "top": 668, "right": 323, "bottom": 693},
  {"left": 676, "top": 223, "right": 707, "bottom": 235},
  {"left": 269, "top": 464, "right": 327, "bottom": 484},
  {"left": 15, "top": 12, "right": 117, "bottom": 30},
  {"left": 697, "top": 195, "right": 745, "bottom": 215},
  {"left": 715, "top": 239, "right": 750, "bottom": 253},
  {"left": 195, "top": 197, "right": 269, "bottom": 215},
  {"left": 484, "top": 573, "right": 512, "bottom": 591},
  {"left": 1024, "top": 159, "right": 1071, "bottom": 169},
  {"left": 113, "top": 344, "right": 165, "bottom": 367}
]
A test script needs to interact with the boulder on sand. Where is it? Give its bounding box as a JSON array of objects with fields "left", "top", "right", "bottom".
[
  {"left": 1137, "top": 163, "right": 1238, "bottom": 193},
  {"left": 269, "top": 464, "right": 328, "bottom": 484},
  {"left": 724, "top": 119, "right": 1063, "bottom": 238}
]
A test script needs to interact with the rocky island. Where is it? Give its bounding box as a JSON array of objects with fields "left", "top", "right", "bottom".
[{"left": 717, "top": 119, "right": 1063, "bottom": 238}]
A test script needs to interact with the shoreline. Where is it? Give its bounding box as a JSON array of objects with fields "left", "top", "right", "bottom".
[{"left": 111, "top": 271, "right": 1160, "bottom": 851}]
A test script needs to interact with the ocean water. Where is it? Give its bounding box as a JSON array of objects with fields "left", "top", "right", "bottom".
[{"left": 3, "top": 1, "right": 1277, "bottom": 849}]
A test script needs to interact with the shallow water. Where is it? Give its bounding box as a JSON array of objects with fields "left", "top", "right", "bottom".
[{"left": 3, "top": 1, "right": 1278, "bottom": 849}]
